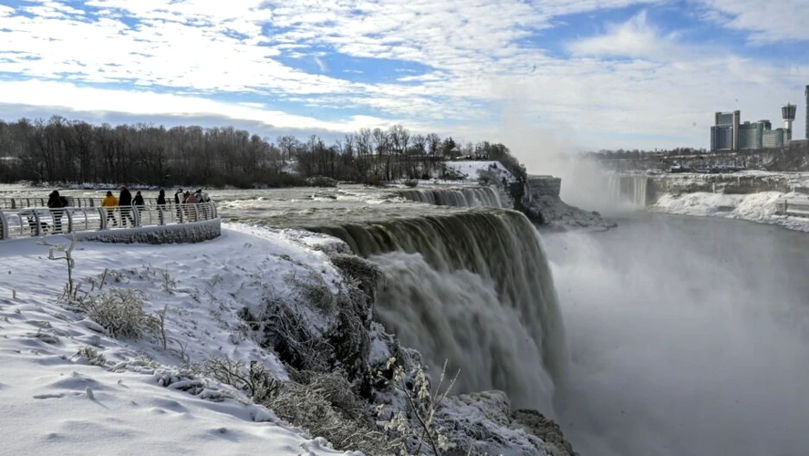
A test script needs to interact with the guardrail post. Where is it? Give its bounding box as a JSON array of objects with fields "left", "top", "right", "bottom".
[
  {"left": 0, "top": 211, "right": 7, "bottom": 240},
  {"left": 98, "top": 207, "right": 107, "bottom": 230},
  {"left": 33, "top": 210, "right": 42, "bottom": 236},
  {"left": 65, "top": 209, "right": 73, "bottom": 234},
  {"left": 133, "top": 206, "right": 141, "bottom": 227},
  {"left": 11, "top": 199, "right": 16, "bottom": 209}
]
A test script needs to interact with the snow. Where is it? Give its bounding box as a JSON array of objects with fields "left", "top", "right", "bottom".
[
  {"left": 442, "top": 160, "right": 516, "bottom": 183},
  {"left": 652, "top": 191, "right": 809, "bottom": 232},
  {"left": 0, "top": 224, "right": 360, "bottom": 456}
]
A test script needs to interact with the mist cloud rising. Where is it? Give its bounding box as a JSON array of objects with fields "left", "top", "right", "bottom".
[{"left": 544, "top": 214, "right": 809, "bottom": 456}]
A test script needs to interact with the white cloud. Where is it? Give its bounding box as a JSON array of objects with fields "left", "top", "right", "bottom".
[
  {"left": 567, "top": 11, "right": 665, "bottom": 58},
  {"left": 0, "top": 0, "right": 806, "bottom": 151},
  {"left": 0, "top": 79, "right": 398, "bottom": 133},
  {"left": 696, "top": 0, "right": 809, "bottom": 43}
]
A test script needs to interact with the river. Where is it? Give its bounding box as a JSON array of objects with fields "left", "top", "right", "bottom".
[{"left": 544, "top": 213, "right": 809, "bottom": 456}]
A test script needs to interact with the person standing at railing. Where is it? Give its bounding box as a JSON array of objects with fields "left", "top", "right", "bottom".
[
  {"left": 119, "top": 186, "right": 134, "bottom": 227},
  {"left": 194, "top": 189, "right": 210, "bottom": 219},
  {"left": 184, "top": 190, "right": 198, "bottom": 221},
  {"left": 157, "top": 189, "right": 166, "bottom": 225},
  {"left": 174, "top": 188, "right": 184, "bottom": 220},
  {"left": 102, "top": 191, "right": 118, "bottom": 227},
  {"left": 133, "top": 191, "right": 145, "bottom": 224},
  {"left": 47, "top": 190, "right": 68, "bottom": 233}
]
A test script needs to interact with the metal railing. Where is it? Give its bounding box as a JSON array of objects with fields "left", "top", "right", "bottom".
[
  {"left": 0, "top": 196, "right": 101, "bottom": 209},
  {"left": 0, "top": 202, "right": 217, "bottom": 241},
  {"left": 775, "top": 198, "right": 809, "bottom": 218}
]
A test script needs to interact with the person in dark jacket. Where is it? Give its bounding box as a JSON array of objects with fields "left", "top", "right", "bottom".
[
  {"left": 47, "top": 190, "right": 68, "bottom": 233},
  {"left": 174, "top": 188, "right": 183, "bottom": 220},
  {"left": 119, "top": 186, "right": 134, "bottom": 227},
  {"left": 133, "top": 191, "right": 145, "bottom": 222},
  {"left": 156, "top": 189, "right": 166, "bottom": 225}
]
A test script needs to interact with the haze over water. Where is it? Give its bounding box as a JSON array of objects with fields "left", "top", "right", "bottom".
[{"left": 545, "top": 213, "right": 809, "bottom": 456}]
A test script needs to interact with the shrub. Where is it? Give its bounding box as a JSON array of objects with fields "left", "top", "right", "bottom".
[
  {"left": 75, "top": 288, "right": 158, "bottom": 339},
  {"left": 75, "top": 346, "right": 106, "bottom": 366},
  {"left": 267, "top": 373, "right": 390, "bottom": 454},
  {"left": 305, "top": 176, "right": 338, "bottom": 187},
  {"left": 202, "top": 357, "right": 281, "bottom": 404}
]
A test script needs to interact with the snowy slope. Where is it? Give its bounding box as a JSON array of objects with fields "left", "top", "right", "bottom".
[
  {"left": 443, "top": 161, "right": 515, "bottom": 183},
  {"left": 0, "top": 225, "right": 359, "bottom": 456},
  {"left": 652, "top": 191, "right": 809, "bottom": 232}
]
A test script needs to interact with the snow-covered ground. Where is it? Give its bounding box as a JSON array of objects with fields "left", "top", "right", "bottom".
[
  {"left": 0, "top": 224, "right": 359, "bottom": 456},
  {"left": 442, "top": 160, "right": 515, "bottom": 183},
  {"left": 651, "top": 191, "right": 809, "bottom": 232}
]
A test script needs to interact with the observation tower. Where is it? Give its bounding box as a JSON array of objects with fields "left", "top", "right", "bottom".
[{"left": 782, "top": 103, "right": 796, "bottom": 142}]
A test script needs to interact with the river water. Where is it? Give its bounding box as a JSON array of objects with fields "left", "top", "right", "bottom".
[{"left": 544, "top": 213, "right": 809, "bottom": 456}]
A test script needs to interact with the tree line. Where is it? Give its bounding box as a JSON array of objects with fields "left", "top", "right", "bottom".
[{"left": 0, "top": 116, "right": 526, "bottom": 187}]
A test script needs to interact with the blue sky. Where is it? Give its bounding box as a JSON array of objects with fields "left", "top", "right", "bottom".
[{"left": 0, "top": 0, "right": 807, "bottom": 162}]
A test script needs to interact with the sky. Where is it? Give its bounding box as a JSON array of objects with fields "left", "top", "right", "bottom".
[{"left": 0, "top": 0, "right": 808, "bottom": 154}]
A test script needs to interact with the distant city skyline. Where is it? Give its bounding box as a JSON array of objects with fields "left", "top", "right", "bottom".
[{"left": 0, "top": 0, "right": 808, "bottom": 167}]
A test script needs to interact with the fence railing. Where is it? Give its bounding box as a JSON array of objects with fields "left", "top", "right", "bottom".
[
  {"left": 0, "top": 196, "right": 205, "bottom": 209},
  {"left": 775, "top": 199, "right": 809, "bottom": 218},
  {"left": 0, "top": 196, "right": 104, "bottom": 209},
  {"left": 0, "top": 202, "right": 217, "bottom": 241}
]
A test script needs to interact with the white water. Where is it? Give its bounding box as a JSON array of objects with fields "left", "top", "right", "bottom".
[
  {"left": 607, "top": 173, "right": 648, "bottom": 207},
  {"left": 395, "top": 186, "right": 503, "bottom": 208},
  {"left": 545, "top": 214, "right": 809, "bottom": 455},
  {"left": 372, "top": 251, "right": 555, "bottom": 413},
  {"left": 310, "top": 210, "right": 565, "bottom": 412}
]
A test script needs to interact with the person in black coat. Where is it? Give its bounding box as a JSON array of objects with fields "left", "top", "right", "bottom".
[
  {"left": 174, "top": 188, "right": 183, "bottom": 220},
  {"left": 119, "top": 186, "right": 134, "bottom": 227},
  {"left": 47, "top": 190, "right": 68, "bottom": 233},
  {"left": 156, "top": 189, "right": 166, "bottom": 225},
  {"left": 133, "top": 190, "right": 145, "bottom": 222}
]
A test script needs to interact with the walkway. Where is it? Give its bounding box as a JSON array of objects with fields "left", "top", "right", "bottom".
[{"left": 0, "top": 202, "right": 217, "bottom": 241}]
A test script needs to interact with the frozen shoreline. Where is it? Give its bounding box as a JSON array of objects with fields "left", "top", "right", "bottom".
[{"left": 650, "top": 190, "right": 809, "bottom": 232}]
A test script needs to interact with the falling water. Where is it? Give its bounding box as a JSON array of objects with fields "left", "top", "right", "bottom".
[
  {"left": 306, "top": 209, "right": 565, "bottom": 411},
  {"left": 395, "top": 186, "right": 503, "bottom": 208},
  {"left": 607, "top": 174, "right": 649, "bottom": 207}
]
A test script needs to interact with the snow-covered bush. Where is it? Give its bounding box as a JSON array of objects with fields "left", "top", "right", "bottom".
[
  {"left": 74, "top": 288, "right": 159, "bottom": 339},
  {"left": 203, "top": 357, "right": 281, "bottom": 404},
  {"left": 329, "top": 253, "right": 382, "bottom": 307},
  {"left": 75, "top": 346, "right": 106, "bottom": 366},
  {"left": 374, "top": 358, "right": 458, "bottom": 456},
  {"left": 267, "top": 371, "right": 390, "bottom": 455}
]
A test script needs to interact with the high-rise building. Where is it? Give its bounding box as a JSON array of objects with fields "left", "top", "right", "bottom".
[
  {"left": 763, "top": 129, "right": 785, "bottom": 148},
  {"left": 732, "top": 110, "right": 740, "bottom": 150},
  {"left": 782, "top": 103, "right": 796, "bottom": 143},
  {"left": 711, "top": 110, "right": 741, "bottom": 151},
  {"left": 738, "top": 121, "right": 766, "bottom": 149}
]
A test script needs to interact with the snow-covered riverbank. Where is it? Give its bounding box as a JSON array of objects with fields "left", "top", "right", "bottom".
[
  {"left": 651, "top": 191, "right": 809, "bottom": 232},
  {"left": 0, "top": 224, "right": 359, "bottom": 455}
]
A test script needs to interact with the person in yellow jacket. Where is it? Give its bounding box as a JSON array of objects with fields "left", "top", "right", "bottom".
[{"left": 101, "top": 191, "right": 119, "bottom": 227}]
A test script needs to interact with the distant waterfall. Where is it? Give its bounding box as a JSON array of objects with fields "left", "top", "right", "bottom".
[
  {"left": 608, "top": 174, "right": 649, "bottom": 206},
  {"left": 395, "top": 186, "right": 503, "bottom": 208},
  {"left": 306, "top": 209, "right": 565, "bottom": 411}
]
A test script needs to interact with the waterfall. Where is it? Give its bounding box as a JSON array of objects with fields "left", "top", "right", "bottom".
[
  {"left": 306, "top": 209, "right": 565, "bottom": 411},
  {"left": 607, "top": 174, "right": 649, "bottom": 206},
  {"left": 396, "top": 186, "right": 503, "bottom": 208}
]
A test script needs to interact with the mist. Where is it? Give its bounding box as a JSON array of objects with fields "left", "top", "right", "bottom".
[
  {"left": 493, "top": 105, "right": 629, "bottom": 214},
  {"left": 543, "top": 214, "right": 809, "bottom": 456}
]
